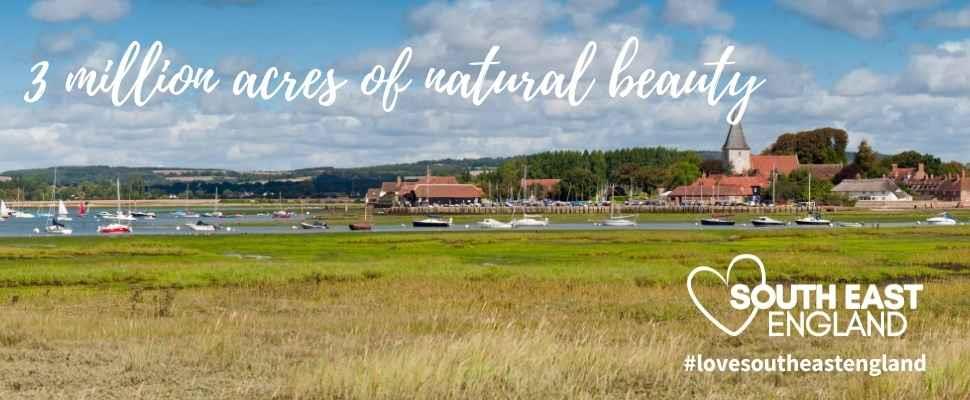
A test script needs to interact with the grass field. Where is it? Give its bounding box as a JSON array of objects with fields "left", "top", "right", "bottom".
[{"left": 0, "top": 229, "right": 968, "bottom": 399}]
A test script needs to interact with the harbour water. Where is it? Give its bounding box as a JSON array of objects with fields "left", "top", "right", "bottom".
[{"left": 0, "top": 211, "right": 927, "bottom": 237}]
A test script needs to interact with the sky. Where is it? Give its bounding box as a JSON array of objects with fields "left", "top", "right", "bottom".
[{"left": 3, "top": 0, "right": 970, "bottom": 171}]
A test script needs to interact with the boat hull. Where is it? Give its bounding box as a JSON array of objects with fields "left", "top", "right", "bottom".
[
  {"left": 701, "top": 219, "right": 735, "bottom": 226},
  {"left": 349, "top": 223, "right": 373, "bottom": 231},
  {"left": 751, "top": 220, "right": 785, "bottom": 227},
  {"left": 601, "top": 219, "right": 636, "bottom": 227},
  {"left": 412, "top": 221, "right": 451, "bottom": 228},
  {"left": 98, "top": 225, "right": 132, "bottom": 235},
  {"left": 795, "top": 220, "right": 832, "bottom": 226},
  {"left": 300, "top": 223, "right": 328, "bottom": 230}
]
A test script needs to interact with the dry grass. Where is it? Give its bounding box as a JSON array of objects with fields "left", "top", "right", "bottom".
[{"left": 0, "top": 277, "right": 967, "bottom": 399}]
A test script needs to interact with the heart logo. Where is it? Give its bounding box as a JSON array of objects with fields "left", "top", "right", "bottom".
[{"left": 687, "top": 254, "right": 767, "bottom": 336}]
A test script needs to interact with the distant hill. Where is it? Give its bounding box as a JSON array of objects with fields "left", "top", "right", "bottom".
[{"left": 1, "top": 157, "right": 509, "bottom": 187}]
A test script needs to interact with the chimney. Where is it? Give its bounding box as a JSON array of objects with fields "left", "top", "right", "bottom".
[
  {"left": 917, "top": 163, "right": 925, "bottom": 173},
  {"left": 892, "top": 163, "right": 898, "bottom": 170}
]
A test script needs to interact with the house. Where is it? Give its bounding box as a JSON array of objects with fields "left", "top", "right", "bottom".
[
  {"left": 0, "top": 176, "right": 11, "bottom": 183},
  {"left": 832, "top": 178, "right": 913, "bottom": 201},
  {"left": 890, "top": 163, "right": 970, "bottom": 204},
  {"left": 370, "top": 174, "right": 484, "bottom": 207},
  {"left": 667, "top": 174, "right": 769, "bottom": 204}
]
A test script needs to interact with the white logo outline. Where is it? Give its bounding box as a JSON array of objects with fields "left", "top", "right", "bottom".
[{"left": 687, "top": 254, "right": 767, "bottom": 336}]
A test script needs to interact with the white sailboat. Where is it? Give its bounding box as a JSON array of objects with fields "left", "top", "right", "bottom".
[
  {"left": 511, "top": 212, "right": 549, "bottom": 227},
  {"left": 45, "top": 168, "right": 72, "bottom": 235},
  {"left": 0, "top": 200, "right": 10, "bottom": 219},
  {"left": 794, "top": 173, "right": 832, "bottom": 226},
  {"left": 202, "top": 188, "right": 224, "bottom": 218},
  {"left": 598, "top": 184, "right": 637, "bottom": 227},
  {"left": 477, "top": 218, "right": 513, "bottom": 229}
]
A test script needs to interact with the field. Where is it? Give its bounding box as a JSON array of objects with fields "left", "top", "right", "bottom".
[{"left": 0, "top": 228, "right": 968, "bottom": 399}]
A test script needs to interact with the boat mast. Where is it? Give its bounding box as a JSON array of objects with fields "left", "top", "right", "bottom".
[{"left": 116, "top": 178, "right": 122, "bottom": 217}]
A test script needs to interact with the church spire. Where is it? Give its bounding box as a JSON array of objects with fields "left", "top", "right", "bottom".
[{"left": 722, "top": 121, "right": 750, "bottom": 151}]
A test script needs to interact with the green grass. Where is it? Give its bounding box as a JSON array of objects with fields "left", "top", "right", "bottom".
[
  {"left": 1, "top": 227, "right": 969, "bottom": 289},
  {"left": 0, "top": 229, "right": 968, "bottom": 398}
]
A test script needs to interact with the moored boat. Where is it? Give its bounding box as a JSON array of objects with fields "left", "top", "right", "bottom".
[
  {"left": 349, "top": 222, "right": 373, "bottom": 231},
  {"left": 751, "top": 216, "right": 785, "bottom": 227},
  {"left": 925, "top": 212, "right": 957, "bottom": 226},
  {"left": 300, "top": 220, "right": 328, "bottom": 230},
  {"left": 413, "top": 216, "right": 452, "bottom": 228},
  {"left": 478, "top": 218, "right": 513, "bottom": 229},
  {"left": 511, "top": 214, "right": 549, "bottom": 227},
  {"left": 701, "top": 217, "right": 735, "bottom": 226},
  {"left": 185, "top": 220, "right": 217, "bottom": 232},
  {"left": 794, "top": 213, "right": 832, "bottom": 226},
  {"left": 98, "top": 179, "right": 132, "bottom": 235}
]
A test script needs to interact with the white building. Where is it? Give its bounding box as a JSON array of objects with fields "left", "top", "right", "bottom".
[{"left": 831, "top": 178, "right": 913, "bottom": 201}]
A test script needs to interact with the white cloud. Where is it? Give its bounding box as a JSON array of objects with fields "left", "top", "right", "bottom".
[
  {"left": 923, "top": 5, "right": 970, "bottom": 28},
  {"left": 900, "top": 40, "right": 970, "bottom": 94},
  {"left": 777, "top": 0, "right": 940, "bottom": 39},
  {"left": 30, "top": 0, "right": 131, "bottom": 23},
  {"left": 663, "top": 0, "right": 734, "bottom": 30},
  {"left": 834, "top": 68, "right": 894, "bottom": 96},
  {"left": 698, "top": 35, "right": 815, "bottom": 97}
]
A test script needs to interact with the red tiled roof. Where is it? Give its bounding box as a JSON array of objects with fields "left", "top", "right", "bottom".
[
  {"left": 695, "top": 175, "right": 769, "bottom": 188},
  {"left": 410, "top": 184, "right": 484, "bottom": 199},
  {"left": 750, "top": 155, "right": 799, "bottom": 176}
]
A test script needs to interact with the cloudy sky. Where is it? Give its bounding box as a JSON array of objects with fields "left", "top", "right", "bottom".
[{"left": 3, "top": 0, "right": 970, "bottom": 171}]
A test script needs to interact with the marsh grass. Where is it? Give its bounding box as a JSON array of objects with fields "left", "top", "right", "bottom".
[{"left": 0, "top": 229, "right": 967, "bottom": 398}]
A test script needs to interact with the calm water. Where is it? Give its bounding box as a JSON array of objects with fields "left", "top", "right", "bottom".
[{"left": 0, "top": 210, "right": 926, "bottom": 238}]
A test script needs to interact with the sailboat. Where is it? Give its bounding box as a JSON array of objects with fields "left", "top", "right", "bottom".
[
  {"left": 794, "top": 173, "right": 832, "bottom": 226},
  {"left": 271, "top": 193, "right": 294, "bottom": 219},
  {"left": 44, "top": 168, "right": 72, "bottom": 235},
  {"left": 751, "top": 169, "right": 785, "bottom": 226},
  {"left": 202, "top": 188, "right": 224, "bottom": 218},
  {"left": 349, "top": 204, "right": 373, "bottom": 231},
  {"left": 97, "top": 179, "right": 132, "bottom": 235},
  {"left": 9, "top": 190, "right": 35, "bottom": 218},
  {"left": 599, "top": 184, "right": 637, "bottom": 227},
  {"left": 77, "top": 201, "right": 87, "bottom": 218},
  {"left": 0, "top": 200, "right": 10, "bottom": 219}
]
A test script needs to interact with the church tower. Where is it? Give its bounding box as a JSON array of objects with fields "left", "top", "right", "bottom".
[{"left": 722, "top": 121, "right": 751, "bottom": 175}]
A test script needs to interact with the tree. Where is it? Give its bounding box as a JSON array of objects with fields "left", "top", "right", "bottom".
[
  {"left": 555, "top": 167, "right": 598, "bottom": 201},
  {"left": 700, "top": 159, "right": 727, "bottom": 175},
  {"left": 764, "top": 128, "right": 848, "bottom": 164},
  {"left": 667, "top": 160, "right": 701, "bottom": 188}
]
